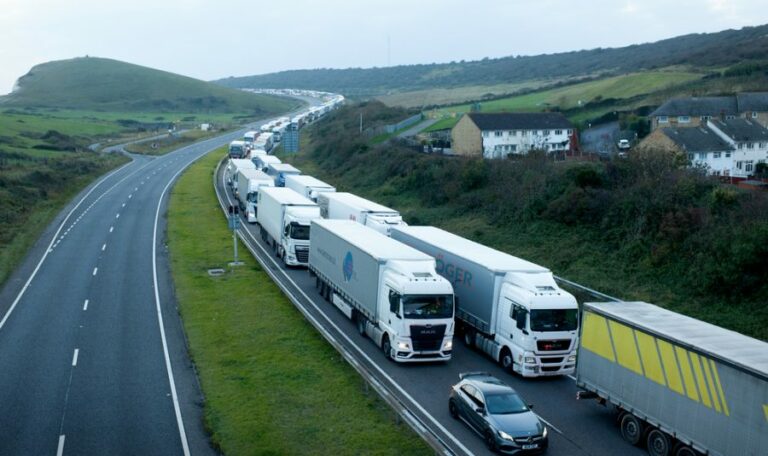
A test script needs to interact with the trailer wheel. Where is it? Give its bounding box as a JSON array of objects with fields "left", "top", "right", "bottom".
[
  {"left": 673, "top": 444, "right": 699, "bottom": 456},
  {"left": 620, "top": 413, "right": 644, "bottom": 446},
  {"left": 463, "top": 328, "right": 475, "bottom": 348},
  {"left": 356, "top": 314, "right": 367, "bottom": 337},
  {"left": 499, "top": 348, "right": 514, "bottom": 371},
  {"left": 646, "top": 429, "right": 671, "bottom": 456},
  {"left": 382, "top": 335, "right": 392, "bottom": 361}
]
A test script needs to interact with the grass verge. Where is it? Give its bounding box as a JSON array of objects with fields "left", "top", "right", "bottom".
[
  {"left": 124, "top": 129, "right": 221, "bottom": 156},
  {"left": 167, "top": 147, "right": 432, "bottom": 455}
]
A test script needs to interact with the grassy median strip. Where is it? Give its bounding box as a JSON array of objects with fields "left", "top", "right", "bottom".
[{"left": 167, "top": 147, "right": 431, "bottom": 455}]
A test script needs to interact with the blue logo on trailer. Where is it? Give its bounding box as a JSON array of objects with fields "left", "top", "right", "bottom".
[{"left": 343, "top": 251, "right": 354, "bottom": 282}]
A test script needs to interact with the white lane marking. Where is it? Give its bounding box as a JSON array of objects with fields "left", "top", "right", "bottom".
[
  {"left": 134, "top": 187, "right": 138, "bottom": 191},
  {"left": 115, "top": 213, "right": 120, "bottom": 219},
  {"left": 109, "top": 226, "right": 114, "bottom": 233},
  {"left": 92, "top": 267, "right": 98, "bottom": 276},
  {"left": 83, "top": 299, "right": 89, "bottom": 311},
  {"left": 0, "top": 160, "right": 132, "bottom": 332},
  {"left": 122, "top": 203, "right": 126, "bottom": 208},
  {"left": 535, "top": 413, "right": 563, "bottom": 435},
  {"left": 56, "top": 435, "right": 65, "bottom": 456},
  {"left": 128, "top": 194, "right": 132, "bottom": 199},
  {"left": 72, "top": 349, "right": 79, "bottom": 367},
  {"left": 102, "top": 243, "right": 106, "bottom": 251}
]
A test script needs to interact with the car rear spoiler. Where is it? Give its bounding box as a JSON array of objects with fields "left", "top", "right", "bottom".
[{"left": 459, "top": 371, "right": 491, "bottom": 380}]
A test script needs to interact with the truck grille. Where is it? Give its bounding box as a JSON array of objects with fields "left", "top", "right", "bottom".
[
  {"left": 540, "top": 357, "right": 564, "bottom": 364},
  {"left": 411, "top": 324, "right": 446, "bottom": 351},
  {"left": 541, "top": 366, "right": 561, "bottom": 372},
  {"left": 295, "top": 246, "right": 309, "bottom": 263},
  {"left": 537, "top": 339, "right": 570, "bottom": 351}
]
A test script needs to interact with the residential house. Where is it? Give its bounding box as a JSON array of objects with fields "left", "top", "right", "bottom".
[
  {"left": 650, "top": 92, "right": 768, "bottom": 131},
  {"left": 451, "top": 112, "right": 574, "bottom": 158},
  {"left": 638, "top": 118, "right": 768, "bottom": 179}
]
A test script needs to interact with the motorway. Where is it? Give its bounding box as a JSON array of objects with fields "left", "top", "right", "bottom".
[
  {"left": 0, "top": 101, "right": 313, "bottom": 455},
  {"left": 213, "top": 160, "right": 645, "bottom": 456}
]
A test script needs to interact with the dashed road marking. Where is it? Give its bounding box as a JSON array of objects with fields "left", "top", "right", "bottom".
[
  {"left": 115, "top": 213, "right": 120, "bottom": 219},
  {"left": 102, "top": 243, "right": 106, "bottom": 251},
  {"left": 72, "top": 349, "right": 79, "bottom": 367},
  {"left": 56, "top": 435, "right": 65, "bottom": 456},
  {"left": 109, "top": 226, "right": 114, "bottom": 233},
  {"left": 83, "top": 299, "right": 89, "bottom": 311},
  {"left": 92, "top": 267, "right": 98, "bottom": 276}
]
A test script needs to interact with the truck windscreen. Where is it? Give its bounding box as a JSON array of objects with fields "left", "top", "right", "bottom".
[
  {"left": 402, "top": 295, "right": 453, "bottom": 319},
  {"left": 289, "top": 223, "right": 310, "bottom": 240},
  {"left": 530, "top": 309, "right": 578, "bottom": 332}
]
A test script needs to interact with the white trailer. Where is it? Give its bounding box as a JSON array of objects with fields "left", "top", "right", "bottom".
[
  {"left": 225, "top": 158, "right": 256, "bottom": 189},
  {"left": 256, "top": 187, "right": 319, "bottom": 267},
  {"left": 310, "top": 219, "right": 455, "bottom": 362},
  {"left": 266, "top": 163, "right": 301, "bottom": 187},
  {"left": 391, "top": 226, "right": 579, "bottom": 377},
  {"left": 235, "top": 168, "right": 274, "bottom": 223},
  {"left": 317, "top": 192, "right": 406, "bottom": 236},
  {"left": 253, "top": 154, "right": 281, "bottom": 172},
  {"left": 284, "top": 175, "right": 336, "bottom": 202}
]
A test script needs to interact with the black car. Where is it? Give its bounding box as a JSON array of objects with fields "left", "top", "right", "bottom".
[{"left": 449, "top": 372, "right": 548, "bottom": 454}]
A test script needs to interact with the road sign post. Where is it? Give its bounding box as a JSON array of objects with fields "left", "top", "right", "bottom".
[{"left": 228, "top": 205, "right": 244, "bottom": 267}]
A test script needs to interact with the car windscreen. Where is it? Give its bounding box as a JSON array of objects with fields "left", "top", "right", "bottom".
[
  {"left": 485, "top": 392, "right": 529, "bottom": 414},
  {"left": 529, "top": 309, "right": 578, "bottom": 332},
  {"left": 402, "top": 295, "right": 453, "bottom": 319},
  {"left": 289, "top": 223, "right": 310, "bottom": 240}
]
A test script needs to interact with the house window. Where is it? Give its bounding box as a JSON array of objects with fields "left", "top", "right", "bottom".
[
  {"left": 482, "top": 131, "right": 489, "bottom": 137},
  {"left": 521, "top": 130, "right": 528, "bottom": 136},
  {"left": 760, "top": 143, "right": 765, "bottom": 148},
  {"left": 713, "top": 152, "right": 721, "bottom": 159},
  {"left": 543, "top": 130, "right": 550, "bottom": 136},
  {"left": 726, "top": 115, "right": 736, "bottom": 120},
  {"left": 658, "top": 116, "right": 669, "bottom": 123},
  {"left": 555, "top": 130, "right": 563, "bottom": 135},
  {"left": 725, "top": 151, "right": 732, "bottom": 158},
  {"left": 697, "top": 152, "right": 707, "bottom": 160},
  {"left": 701, "top": 115, "right": 712, "bottom": 121},
  {"left": 739, "top": 143, "right": 745, "bottom": 149},
  {"left": 687, "top": 153, "right": 694, "bottom": 161},
  {"left": 495, "top": 131, "right": 503, "bottom": 137},
  {"left": 511, "top": 130, "right": 517, "bottom": 136},
  {"left": 747, "top": 143, "right": 754, "bottom": 149},
  {"left": 510, "top": 145, "right": 517, "bottom": 152},
  {"left": 736, "top": 161, "right": 743, "bottom": 169},
  {"left": 679, "top": 116, "right": 691, "bottom": 123},
  {"left": 567, "top": 129, "right": 573, "bottom": 135},
  {"left": 746, "top": 161, "right": 754, "bottom": 172}
]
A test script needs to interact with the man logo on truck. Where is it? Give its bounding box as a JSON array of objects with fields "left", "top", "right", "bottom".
[
  {"left": 343, "top": 251, "right": 354, "bottom": 282},
  {"left": 435, "top": 254, "right": 473, "bottom": 288}
]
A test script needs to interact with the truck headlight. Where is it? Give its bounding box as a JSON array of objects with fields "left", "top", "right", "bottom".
[
  {"left": 568, "top": 355, "right": 576, "bottom": 362},
  {"left": 443, "top": 340, "right": 453, "bottom": 351},
  {"left": 397, "top": 341, "right": 410, "bottom": 350},
  {"left": 498, "top": 430, "right": 514, "bottom": 441},
  {"left": 525, "top": 357, "right": 536, "bottom": 364}
]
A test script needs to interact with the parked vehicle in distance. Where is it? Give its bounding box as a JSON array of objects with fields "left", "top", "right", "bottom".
[
  {"left": 284, "top": 174, "right": 336, "bottom": 202},
  {"left": 257, "top": 187, "right": 319, "bottom": 266},
  {"left": 228, "top": 140, "right": 247, "bottom": 158},
  {"left": 391, "top": 226, "right": 579, "bottom": 377},
  {"left": 577, "top": 301, "right": 768, "bottom": 456},
  {"left": 225, "top": 158, "right": 255, "bottom": 189},
  {"left": 266, "top": 163, "right": 301, "bottom": 187},
  {"left": 617, "top": 139, "right": 631, "bottom": 150},
  {"left": 317, "top": 192, "right": 406, "bottom": 236},
  {"left": 449, "top": 372, "right": 548, "bottom": 454},
  {"left": 309, "top": 219, "right": 455, "bottom": 362},
  {"left": 253, "top": 154, "right": 281, "bottom": 172},
  {"left": 235, "top": 168, "right": 273, "bottom": 223}
]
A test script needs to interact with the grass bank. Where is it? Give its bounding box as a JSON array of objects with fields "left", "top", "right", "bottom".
[
  {"left": 166, "top": 147, "right": 431, "bottom": 455},
  {"left": 124, "top": 129, "right": 221, "bottom": 156}
]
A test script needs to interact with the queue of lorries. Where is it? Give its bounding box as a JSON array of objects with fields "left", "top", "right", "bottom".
[{"left": 222, "top": 101, "right": 767, "bottom": 456}]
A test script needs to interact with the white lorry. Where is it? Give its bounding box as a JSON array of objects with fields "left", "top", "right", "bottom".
[
  {"left": 310, "top": 219, "right": 455, "bottom": 362},
  {"left": 253, "top": 154, "right": 281, "bottom": 172},
  {"left": 391, "top": 226, "right": 579, "bottom": 377},
  {"left": 225, "top": 158, "right": 256, "bottom": 189},
  {"left": 266, "top": 163, "right": 301, "bottom": 187},
  {"left": 316, "top": 192, "right": 406, "bottom": 236},
  {"left": 284, "top": 175, "right": 336, "bottom": 202},
  {"left": 256, "top": 187, "right": 320, "bottom": 267},
  {"left": 253, "top": 132, "right": 274, "bottom": 152},
  {"left": 228, "top": 140, "right": 247, "bottom": 158},
  {"left": 235, "top": 168, "right": 274, "bottom": 223},
  {"left": 243, "top": 131, "right": 259, "bottom": 150}
]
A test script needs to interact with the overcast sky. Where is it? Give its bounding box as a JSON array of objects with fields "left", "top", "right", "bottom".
[{"left": 1, "top": 0, "right": 767, "bottom": 94}]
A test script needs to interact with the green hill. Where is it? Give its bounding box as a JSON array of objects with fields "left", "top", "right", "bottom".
[
  {"left": 2, "top": 57, "right": 296, "bottom": 114},
  {"left": 216, "top": 24, "right": 768, "bottom": 97}
]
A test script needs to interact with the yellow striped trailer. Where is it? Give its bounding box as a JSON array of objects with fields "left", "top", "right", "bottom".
[{"left": 576, "top": 301, "right": 767, "bottom": 456}]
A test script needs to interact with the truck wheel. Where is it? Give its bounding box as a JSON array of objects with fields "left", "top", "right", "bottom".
[
  {"left": 646, "top": 429, "right": 671, "bottom": 456},
  {"left": 673, "top": 445, "right": 699, "bottom": 456},
  {"left": 463, "top": 328, "right": 475, "bottom": 348},
  {"left": 382, "top": 335, "right": 392, "bottom": 361},
  {"left": 499, "top": 348, "right": 514, "bottom": 371},
  {"left": 620, "top": 413, "right": 644, "bottom": 446}
]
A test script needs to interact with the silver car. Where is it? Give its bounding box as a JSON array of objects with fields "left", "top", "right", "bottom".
[{"left": 449, "top": 372, "right": 548, "bottom": 454}]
